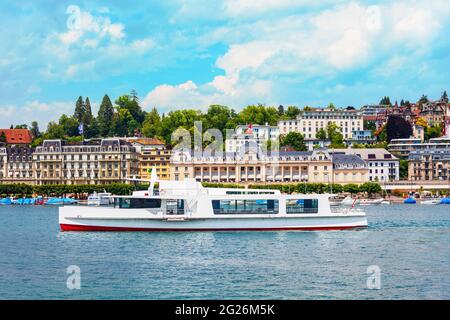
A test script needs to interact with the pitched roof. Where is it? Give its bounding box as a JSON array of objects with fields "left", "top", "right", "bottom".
[{"left": 0, "top": 129, "right": 33, "bottom": 144}]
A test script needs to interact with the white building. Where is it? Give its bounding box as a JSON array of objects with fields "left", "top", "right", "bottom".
[
  {"left": 278, "top": 108, "right": 363, "bottom": 140},
  {"left": 226, "top": 124, "right": 279, "bottom": 153},
  {"left": 330, "top": 148, "right": 399, "bottom": 182}
]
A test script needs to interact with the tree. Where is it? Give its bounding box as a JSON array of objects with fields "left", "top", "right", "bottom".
[
  {"left": 364, "top": 120, "right": 376, "bottom": 132},
  {"left": 97, "top": 94, "right": 115, "bottom": 137},
  {"left": 278, "top": 105, "right": 285, "bottom": 116},
  {"left": 236, "top": 104, "right": 279, "bottom": 125},
  {"left": 316, "top": 128, "right": 327, "bottom": 140},
  {"left": 399, "top": 159, "right": 408, "bottom": 180},
  {"left": 74, "top": 96, "right": 85, "bottom": 123},
  {"left": 45, "top": 122, "right": 65, "bottom": 139},
  {"left": 160, "top": 109, "right": 202, "bottom": 145},
  {"left": 385, "top": 115, "right": 413, "bottom": 142},
  {"left": 142, "top": 107, "right": 162, "bottom": 138},
  {"left": 111, "top": 108, "right": 139, "bottom": 137},
  {"left": 58, "top": 114, "right": 79, "bottom": 137},
  {"left": 285, "top": 106, "right": 301, "bottom": 118},
  {"left": 115, "top": 94, "right": 145, "bottom": 124},
  {"left": 14, "top": 124, "right": 28, "bottom": 129},
  {"left": 425, "top": 124, "right": 443, "bottom": 140},
  {"left": 326, "top": 123, "right": 345, "bottom": 148},
  {"left": 418, "top": 94, "right": 429, "bottom": 104},
  {"left": 30, "top": 121, "right": 40, "bottom": 138},
  {"left": 328, "top": 103, "right": 336, "bottom": 110},
  {"left": 280, "top": 132, "right": 307, "bottom": 151},
  {"left": 379, "top": 96, "right": 391, "bottom": 106},
  {"left": 0, "top": 132, "right": 6, "bottom": 143}
]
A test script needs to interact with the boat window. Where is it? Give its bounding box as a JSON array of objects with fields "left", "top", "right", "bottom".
[
  {"left": 212, "top": 200, "right": 279, "bottom": 214},
  {"left": 286, "top": 199, "right": 318, "bottom": 214},
  {"left": 114, "top": 198, "right": 161, "bottom": 209}
]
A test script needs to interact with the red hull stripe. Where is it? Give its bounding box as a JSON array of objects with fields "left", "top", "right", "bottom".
[{"left": 60, "top": 223, "right": 367, "bottom": 232}]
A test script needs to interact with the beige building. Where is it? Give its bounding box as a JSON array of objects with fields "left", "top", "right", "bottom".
[
  {"left": 0, "top": 147, "right": 6, "bottom": 180},
  {"left": 126, "top": 138, "right": 171, "bottom": 180},
  {"left": 170, "top": 149, "right": 334, "bottom": 184},
  {"left": 278, "top": 108, "right": 363, "bottom": 140},
  {"left": 408, "top": 149, "right": 450, "bottom": 181},
  {"left": 32, "top": 139, "right": 139, "bottom": 185},
  {"left": 332, "top": 154, "right": 369, "bottom": 184}
]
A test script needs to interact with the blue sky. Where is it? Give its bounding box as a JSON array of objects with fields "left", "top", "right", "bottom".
[{"left": 1, "top": 0, "right": 449, "bottom": 128}]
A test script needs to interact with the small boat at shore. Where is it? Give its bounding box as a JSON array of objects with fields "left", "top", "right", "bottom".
[
  {"left": 46, "top": 197, "right": 78, "bottom": 206},
  {"left": 404, "top": 197, "right": 417, "bottom": 204},
  {"left": 359, "top": 198, "right": 384, "bottom": 206},
  {"left": 59, "top": 169, "right": 368, "bottom": 232},
  {"left": 420, "top": 198, "right": 441, "bottom": 205},
  {"left": 441, "top": 197, "right": 450, "bottom": 204},
  {"left": 87, "top": 191, "right": 113, "bottom": 206}
]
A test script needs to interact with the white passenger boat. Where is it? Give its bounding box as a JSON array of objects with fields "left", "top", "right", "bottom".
[
  {"left": 87, "top": 191, "right": 113, "bottom": 206},
  {"left": 59, "top": 171, "right": 367, "bottom": 232}
]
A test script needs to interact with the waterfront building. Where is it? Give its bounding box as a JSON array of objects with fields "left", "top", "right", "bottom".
[
  {"left": 126, "top": 138, "right": 171, "bottom": 180},
  {"left": 420, "top": 101, "right": 446, "bottom": 127},
  {"left": 170, "top": 148, "right": 334, "bottom": 184},
  {"left": 278, "top": 108, "right": 363, "bottom": 140},
  {"left": 332, "top": 154, "right": 368, "bottom": 184},
  {"left": 388, "top": 137, "right": 450, "bottom": 158},
  {"left": 348, "top": 129, "right": 376, "bottom": 145},
  {"left": 408, "top": 148, "right": 450, "bottom": 181},
  {"left": 32, "top": 139, "right": 139, "bottom": 185},
  {"left": 330, "top": 148, "right": 399, "bottom": 182},
  {"left": 3, "top": 146, "right": 35, "bottom": 184},
  {"left": 304, "top": 139, "right": 331, "bottom": 151},
  {"left": 0, "top": 147, "right": 7, "bottom": 180},
  {"left": 226, "top": 124, "right": 279, "bottom": 153},
  {"left": 0, "top": 129, "right": 33, "bottom": 145}
]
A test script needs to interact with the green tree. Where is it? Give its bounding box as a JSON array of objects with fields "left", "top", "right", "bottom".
[
  {"left": 379, "top": 96, "right": 392, "bottom": 106},
  {"left": 73, "top": 96, "right": 85, "bottom": 123},
  {"left": 236, "top": 104, "right": 279, "bottom": 125},
  {"left": 418, "top": 94, "right": 429, "bottom": 104},
  {"left": 45, "top": 121, "right": 65, "bottom": 139},
  {"left": 441, "top": 90, "right": 448, "bottom": 103},
  {"left": 14, "top": 124, "right": 28, "bottom": 129},
  {"left": 326, "top": 123, "right": 345, "bottom": 148},
  {"left": 399, "top": 159, "right": 409, "bottom": 180},
  {"left": 111, "top": 108, "right": 139, "bottom": 137},
  {"left": 328, "top": 103, "right": 336, "bottom": 110},
  {"left": 278, "top": 105, "right": 285, "bottom": 116},
  {"left": 160, "top": 109, "right": 202, "bottom": 145},
  {"left": 425, "top": 124, "right": 442, "bottom": 140},
  {"left": 285, "top": 106, "right": 301, "bottom": 118},
  {"left": 30, "top": 121, "right": 40, "bottom": 138},
  {"left": 97, "top": 94, "right": 115, "bottom": 137},
  {"left": 316, "top": 128, "right": 327, "bottom": 140},
  {"left": 58, "top": 114, "right": 79, "bottom": 137},
  {"left": 0, "top": 132, "right": 6, "bottom": 143},
  {"left": 115, "top": 94, "right": 145, "bottom": 124},
  {"left": 280, "top": 132, "right": 307, "bottom": 151},
  {"left": 202, "top": 105, "right": 236, "bottom": 134},
  {"left": 142, "top": 107, "right": 162, "bottom": 138}
]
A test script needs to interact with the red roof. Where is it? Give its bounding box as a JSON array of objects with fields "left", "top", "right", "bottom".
[{"left": 0, "top": 129, "right": 33, "bottom": 144}]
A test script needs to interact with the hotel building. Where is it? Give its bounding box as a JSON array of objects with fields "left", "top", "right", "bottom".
[
  {"left": 3, "top": 146, "right": 35, "bottom": 184},
  {"left": 225, "top": 124, "right": 279, "bottom": 153},
  {"left": 126, "top": 138, "right": 171, "bottom": 180},
  {"left": 32, "top": 139, "right": 139, "bottom": 185},
  {"left": 278, "top": 108, "right": 363, "bottom": 140},
  {"left": 170, "top": 149, "right": 333, "bottom": 183}
]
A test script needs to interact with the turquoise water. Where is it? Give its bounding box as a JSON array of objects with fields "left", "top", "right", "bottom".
[{"left": 0, "top": 205, "right": 448, "bottom": 299}]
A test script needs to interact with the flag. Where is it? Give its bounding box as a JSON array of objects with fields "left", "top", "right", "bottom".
[
  {"left": 245, "top": 123, "right": 253, "bottom": 134},
  {"left": 78, "top": 123, "right": 84, "bottom": 135}
]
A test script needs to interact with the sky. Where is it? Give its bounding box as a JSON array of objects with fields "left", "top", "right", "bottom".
[{"left": 1, "top": 0, "right": 450, "bottom": 129}]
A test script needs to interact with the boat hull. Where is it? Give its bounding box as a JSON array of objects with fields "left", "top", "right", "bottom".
[{"left": 59, "top": 210, "right": 367, "bottom": 232}]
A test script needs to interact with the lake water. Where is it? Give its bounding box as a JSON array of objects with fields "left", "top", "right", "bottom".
[{"left": 0, "top": 204, "right": 448, "bottom": 299}]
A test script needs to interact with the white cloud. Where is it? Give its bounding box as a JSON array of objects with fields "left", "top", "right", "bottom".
[{"left": 0, "top": 101, "right": 74, "bottom": 128}]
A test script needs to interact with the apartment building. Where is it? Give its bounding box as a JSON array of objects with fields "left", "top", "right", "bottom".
[
  {"left": 330, "top": 148, "right": 399, "bottom": 182},
  {"left": 408, "top": 149, "right": 450, "bottom": 181},
  {"left": 3, "top": 146, "right": 35, "bottom": 184},
  {"left": 278, "top": 108, "right": 363, "bottom": 140},
  {"left": 127, "top": 138, "right": 171, "bottom": 180},
  {"left": 0, "top": 147, "right": 6, "bottom": 179},
  {"left": 32, "top": 139, "right": 139, "bottom": 185},
  {"left": 388, "top": 137, "right": 450, "bottom": 158},
  {"left": 170, "top": 149, "right": 334, "bottom": 184}
]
